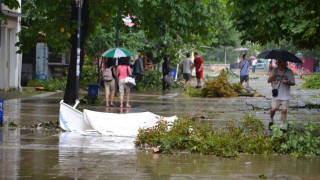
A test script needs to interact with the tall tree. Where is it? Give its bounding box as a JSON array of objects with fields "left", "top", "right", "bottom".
[
  {"left": 210, "top": 0, "right": 237, "bottom": 63},
  {"left": 18, "top": 0, "right": 215, "bottom": 105},
  {"left": 231, "top": 0, "right": 320, "bottom": 49}
]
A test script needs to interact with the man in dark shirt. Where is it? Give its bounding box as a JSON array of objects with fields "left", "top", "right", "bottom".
[
  {"left": 134, "top": 55, "right": 144, "bottom": 83},
  {"left": 162, "top": 56, "right": 171, "bottom": 90}
]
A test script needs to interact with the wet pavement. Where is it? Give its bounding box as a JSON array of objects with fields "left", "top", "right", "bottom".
[{"left": 1, "top": 69, "right": 320, "bottom": 179}]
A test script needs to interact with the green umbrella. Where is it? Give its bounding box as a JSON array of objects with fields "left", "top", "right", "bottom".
[{"left": 101, "top": 48, "right": 133, "bottom": 58}]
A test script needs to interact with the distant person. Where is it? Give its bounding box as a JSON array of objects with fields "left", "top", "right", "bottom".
[
  {"left": 179, "top": 53, "right": 194, "bottom": 89},
  {"left": 143, "top": 56, "right": 153, "bottom": 72},
  {"left": 296, "top": 59, "right": 304, "bottom": 78},
  {"left": 268, "top": 60, "right": 295, "bottom": 131},
  {"left": 102, "top": 58, "right": 116, "bottom": 107},
  {"left": 194, "top": 52, "right": 204, "bottom": 88},
  {"left": 162, "top": 56, "right": 171, "bottom": 90},
  {"left": 251, "top": 58, "right": 257, "bottom": 73},
  {"left": 239, "top": 54, "right": 250, "bottom": 89},
  {"left": 117, "top": 57, "right": 132, "bottom": 108},
  {"left": 133, "top": 55, "right": 144, "bottom": 83}
]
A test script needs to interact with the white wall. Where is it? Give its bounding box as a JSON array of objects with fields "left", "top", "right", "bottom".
[{"left": 0, "top": 0, "right": 22, "bottom": 91}]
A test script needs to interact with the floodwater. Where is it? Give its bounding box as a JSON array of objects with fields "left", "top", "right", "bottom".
[
  {"left": 1, "top": 71, "right": 320, "bottom": 179},
  {"left": 1, "top": 128, "right": 320, "bottom": 179}
]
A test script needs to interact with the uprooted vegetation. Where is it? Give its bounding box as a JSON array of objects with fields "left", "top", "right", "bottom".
[
  {"left": 135, "top": 114, "right": 320, "bottom": 157},
  {"left": 186, "top": 70, "right": 259, "bottom": 97}
]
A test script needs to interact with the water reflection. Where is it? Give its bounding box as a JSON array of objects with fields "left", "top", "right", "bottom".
[
  {"left": 1, "top": 129, "right": 320, "bottom": 179},
  {"left": 59, "top": 132, "right": 136, "bottom": 152},
  {"left": 0, "top": 128, "right": 20, "bottom": 179}
]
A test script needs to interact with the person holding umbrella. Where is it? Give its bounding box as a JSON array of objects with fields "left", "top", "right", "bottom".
[
  {"left": 101, "top": 47, "right": 134, "bottom": 108},
  {"left": 258, "top": 49, "right": 301, "bottom": 131},
  {"left": 239, "top": 54, "right": 250, "bottom": 89},
  {"left": 267, "top": 60, "right": 295, "bottom": 131}
]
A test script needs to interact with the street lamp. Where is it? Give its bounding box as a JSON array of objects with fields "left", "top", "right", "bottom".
[{"left": 75, "top": 0, "right": 83, "bottom": 101}]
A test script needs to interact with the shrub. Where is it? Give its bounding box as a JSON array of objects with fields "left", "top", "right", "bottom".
[
  {"left": 301, "top": 73, "right": 320, "bottom": 89},
  {"left": 80, "top": 58, "right": 98, "bottom": 86},
  {"left": 135, "top": 70, "right": 162, "bottom": 90},
  {"left": 27, "top": 77, "right": 66, "bottom": 91}
]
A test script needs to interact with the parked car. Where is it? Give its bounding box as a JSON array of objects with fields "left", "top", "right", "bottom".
[
  {"left": 255, "top": 63, "right": 267, "bottom": 69},
  {"left": 253, "top": 59, "right": 268, "bottom": 69}
]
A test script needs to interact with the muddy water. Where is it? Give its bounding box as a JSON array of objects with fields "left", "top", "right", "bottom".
[
  {"left": 1, "top": 73, "right": 320, "bottom": 179},
  {"left": 1, "top": 128, "right": 320, "bottom": 179}
]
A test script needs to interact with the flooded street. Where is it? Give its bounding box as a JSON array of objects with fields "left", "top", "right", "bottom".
[
  {"left": 1, "top": 71, "right": 320, "bottom": 179},
  {"left": 2, "top": 128, "right": 320, "bottom": 179}
]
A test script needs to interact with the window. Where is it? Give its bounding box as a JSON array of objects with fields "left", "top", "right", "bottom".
[{"left": 48, "top": 47, "right": 70, "bottom": 65}]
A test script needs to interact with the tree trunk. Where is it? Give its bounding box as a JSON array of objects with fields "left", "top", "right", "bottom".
[{"left": 63, "top": 0, "right": 90, "bottom": 105}]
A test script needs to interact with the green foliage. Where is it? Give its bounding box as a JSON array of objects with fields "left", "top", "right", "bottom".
[
  {"left": 136, "top": 114, "right": 320, "bottom": 157},
  {"left": 135, "top": 70, "right": 162, "bottom": 91},
  {"left": 169, "top": 82, "right": 184, "bottom": 90},
  {"left": 259, "top": 174, "right": 267, "bottom": 179},
  {"left": 80, "top": 94, "right": 102, "bottom": 105},
  {"left": 27, "top": 58, "right": 96, "bottom": 91},
  {"left": 230, "top": 83, "right": 243, "bottom": 94},
  {"left": 35, "top": 121, "right": 62, "bottom": 131},
  {"left": 9, "top": 121, "right": 18, "bottom": 129},
  {"left": 270, "top": 121, "right": 320, "bottom": 157},
  {"left": 312, "top": 94, "right": 320, "bottom": 98},
  {"left": 27, "top": 77, "right": 66, "bottom": 91},
  {"left": 136, "top": 114, "right": 274, "bottom": 157},
  {"left": 232, "top": 0, "right": 320, "bottom": 49},
  {"left": 18, "top": 0, "right": 73, "bottom": 53},
  {"left": 301, "top": 73, "right": 320, "bottom": 89},
  {"left": 185, "top": 86, "right": 202, "bottom": 97},
  {"left": 0, "top": 0, "right": 20, "bottom": 20},
  {"left": 80, "top": 58, "right": 98, "bottom": 86}
]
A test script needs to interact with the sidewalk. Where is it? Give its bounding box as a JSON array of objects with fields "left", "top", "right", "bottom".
[
  {"left": 0, "top": 91, "right": 20, "bottom": 100},
  {"left": 0, "top": 87, "right": 49, "bottom": 100}
]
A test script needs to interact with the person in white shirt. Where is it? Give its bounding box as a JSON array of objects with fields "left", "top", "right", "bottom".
[
  {"left": 179, "top": 53, "right": 194, "bottom": 89},
  {"left": 267, "top": 60, "right": 295, "bottom": 131},
  {"left": 251, "top": 58, "right": 257, "bottom": 73}
]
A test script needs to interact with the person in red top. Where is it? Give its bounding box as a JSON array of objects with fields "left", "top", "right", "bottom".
[{"left": 194, "top": 52, "right": 204, "bottom": 88}]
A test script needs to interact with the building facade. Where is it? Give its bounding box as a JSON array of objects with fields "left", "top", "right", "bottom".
[{"left": 0, "top": 0, "right": 25, "bottom": 91}]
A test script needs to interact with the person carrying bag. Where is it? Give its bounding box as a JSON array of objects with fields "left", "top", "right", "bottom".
[
  {"left": 117, "top": 57, "right": 133, "bottom": 108},
  {"left": 125, "top": 71, "right": 136, "bottom": 88},
  {"left": 272, "top": 68, "right": 287, "bottom": 97},
  {"left": 102, "top": 58, "right": 116, "bottom": 107}
]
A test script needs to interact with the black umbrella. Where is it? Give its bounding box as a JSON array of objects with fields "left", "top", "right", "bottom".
[{"left": 257, "top": 49, "right": 302, "bottom": 63}]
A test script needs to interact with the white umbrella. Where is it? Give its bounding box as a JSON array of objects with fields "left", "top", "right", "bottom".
[{"left": 233, "top": 48, "right": 249, "bottom": 51}]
